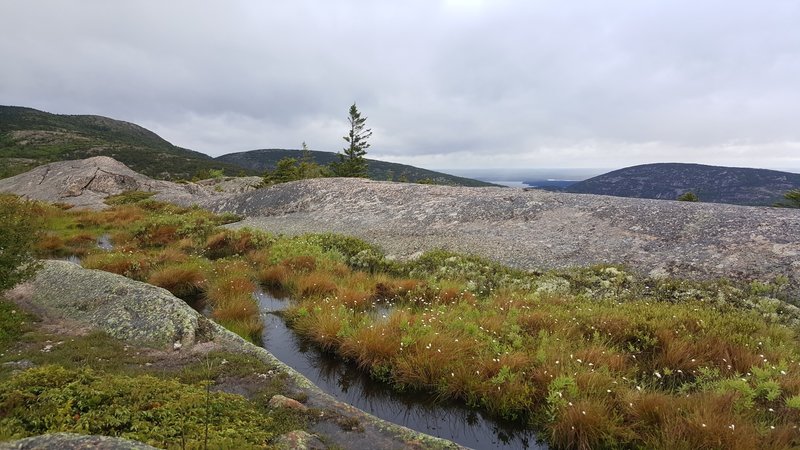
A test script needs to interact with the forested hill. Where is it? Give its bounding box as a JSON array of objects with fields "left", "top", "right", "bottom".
[
  {"left": 0, "top": 105, "right": 251, "bottom": 180},
  {"left": 564, "top": 162, "right": 800, "bottom": 206},
  {"left": 0, "top": 106, "right": 491, "bottom": 187},
  {"left": 216, "top": 149, "right": 495, "bottom": 187}
]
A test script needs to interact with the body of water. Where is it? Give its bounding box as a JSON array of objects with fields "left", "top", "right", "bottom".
[{"left": 255, "top": 290, "right": 546, "bottom": 450}]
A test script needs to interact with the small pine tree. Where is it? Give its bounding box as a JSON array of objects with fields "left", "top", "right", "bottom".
[
  {"left": 263, "top": 158, "right": 299, "bottom": 185},
  {"left": 330, "top": 103, "right": 371, "bottom": 178},
  {"left": 262, "top": 143, "right": 328, "bottom": 185},
  {"left": 296, "top": 142, "right": 326, "bottom": 179},
  {"left": 677, "top": 191, "right": 699, "bottom": 202}
]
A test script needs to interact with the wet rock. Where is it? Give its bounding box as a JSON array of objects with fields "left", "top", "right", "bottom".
[
  {"left": 0, "top": 432, "right": 158, "bottom": 449},
  {"left": 269, "top": 394, "right": 309, "bottom": 411},
  {"left": 24, "top": 260, "right": 208, "bottom": 349},
  {"left": 273, "top": 430, "right": 326, "bottom": 450}
]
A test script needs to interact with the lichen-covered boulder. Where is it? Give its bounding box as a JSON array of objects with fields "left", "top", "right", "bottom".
[
  {"left": 25, "top": 260, "right": 213, "bottom": 348},
  {"left": 0, "top": 433, "right": 158, "bottom": 449},
  {"left": 273, "top": 430, "right": 326, "bottom": 450}
]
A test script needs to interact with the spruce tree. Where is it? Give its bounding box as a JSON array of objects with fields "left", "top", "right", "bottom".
[{"left": 331, "top": 103, "right": 371, "bottom": 178}]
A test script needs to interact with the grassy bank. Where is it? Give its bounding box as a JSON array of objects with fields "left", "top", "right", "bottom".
[
  {"left": 0, "top": 295, "right": 312, "bottom": 448},
  {"left": 19, "top": 193, "right": 800, "bottom": 449}
]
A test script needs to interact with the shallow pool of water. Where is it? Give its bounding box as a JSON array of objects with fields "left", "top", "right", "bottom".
[{"left": 254, "top": 290, "right": 546, "bottom": 450}]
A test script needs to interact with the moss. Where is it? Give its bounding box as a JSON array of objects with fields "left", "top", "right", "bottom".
[{"left": 0, "top": 365, "right": 275, "bottom": 448}]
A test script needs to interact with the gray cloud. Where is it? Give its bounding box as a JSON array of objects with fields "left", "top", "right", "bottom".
[{"left": 2, "top": 0, "right": 799, "bottom": 170}]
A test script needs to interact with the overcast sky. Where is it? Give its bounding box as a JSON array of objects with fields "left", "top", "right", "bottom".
[{"left": 2, "top": 1, "right": 799, "bottom": 171}]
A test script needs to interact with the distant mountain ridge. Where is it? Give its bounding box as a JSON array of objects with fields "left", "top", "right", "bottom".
[
  {"left": 0, "top": 105, "right": 250, "bottom": 179},
  {"left": 0, "top": 105, "right": 491, "bottom": 187},
  {"left": 216, "top": 149, "right": 495, "bottom": 187},
  {"left": 564, "top": 163, "right": 800, "bottom": 206}
]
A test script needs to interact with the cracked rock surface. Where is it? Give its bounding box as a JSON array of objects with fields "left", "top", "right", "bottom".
[
  {"left": 0, "top": 156, "right": 261, "bottom": 209},
  {"left": 207, "top": 177, "right": 800, "bottom": 292}
]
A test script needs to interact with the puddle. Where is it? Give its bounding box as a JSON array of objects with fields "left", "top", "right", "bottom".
[
  {"left": 96, "top": 234, "right": 113, "bottom": 250},
  {"left": 64, "top": 255, "right": 82, "bottom": 265},
  {"left": 254, "top": 289, "right": 546, "bottom": 450}
]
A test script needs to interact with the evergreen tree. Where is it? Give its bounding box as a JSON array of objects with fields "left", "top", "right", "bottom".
[
  {"left": 262, "top": 142, "right": 327, "bottom": 185},
  {"left": 774, "top": 189, "right": 800, "bottom": 208},
  {"left": 296, "top": 142, "right": 327, "bottom": 179},
  {"left": 330, "top": 103, "right": 371, "bottom": 178},
  {"left": 677, "top": 191, "right": 699, "bottom": 202}
]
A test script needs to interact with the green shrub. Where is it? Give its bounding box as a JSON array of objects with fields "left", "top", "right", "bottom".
[
  {"left": 103, "top": 190, "right": 156, "bottom": 206},
  {"left": 0, "top": 195, "right": 42, "bottom": 291},
  {"left": 0, "top": 297, "right": 33, "bottom": 351}
]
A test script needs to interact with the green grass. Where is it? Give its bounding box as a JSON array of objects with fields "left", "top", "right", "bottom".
[{"left": 0, "top": 298, "right": 34, "bottom": 352}]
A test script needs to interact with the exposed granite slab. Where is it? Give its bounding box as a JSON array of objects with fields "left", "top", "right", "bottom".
[
  {"left": 206, "top": 178, "right": 800, "bottom": 292},
  {"left": 0, "top": 156, "right": 260, "bottom": 209}
]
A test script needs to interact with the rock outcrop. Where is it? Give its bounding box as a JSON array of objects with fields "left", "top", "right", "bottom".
[
  {"left": 0, "top": 433, "right": 159, "bottom": 450},
  {"left": 23, "top": 260, "right": 210, "bottom": 348},
  {"left": 208, "top": 178, "right": 800, "bottom": 292},
  {"left": 0, "top": 156, "right": 260, "bottom": 209}
]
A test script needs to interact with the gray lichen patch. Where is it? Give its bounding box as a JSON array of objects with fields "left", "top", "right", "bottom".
[{"left": 27, "top": 260, "right": 202, "bottom": 349}]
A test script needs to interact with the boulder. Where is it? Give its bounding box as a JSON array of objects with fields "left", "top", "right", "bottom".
[
  {"left": 269, "top": 394, "right": 309, "bottom": 411},
  {"left": 0, "top": 433, "right": 158, "bottom": 450},
  {"left": 23, "top": 260, "right": 213, "bottom": 349},
  {"left": 0, "top": 156, "right": 260, "bottom": 209},
  {"left": 273, "top": 430, "right": 326, "bottom": 450}
]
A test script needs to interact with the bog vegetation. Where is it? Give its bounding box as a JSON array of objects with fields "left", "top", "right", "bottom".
[{"left": 1, "top": 190, "right": 800, "bottom": 449}]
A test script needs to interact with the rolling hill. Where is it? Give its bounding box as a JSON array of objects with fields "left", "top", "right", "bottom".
[
  {"left": 564, "top": 163, "right": 800, "bottom": 206},
  {"left": 0, "top": 106, "right": 492, "bottom": 187},
  {"left": 0, "top": 105, "right": 253, "bottom": 180},
  {"left": 215, "top": 149, "right": 496, "bottom": 187}
]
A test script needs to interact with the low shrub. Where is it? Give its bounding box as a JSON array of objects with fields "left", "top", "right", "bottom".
[
  {"left": 0, "top": 365, "right": 274, "bottom": 448},
  {"left": 103, "top": 190, "right": 156, "bottom": 205}
]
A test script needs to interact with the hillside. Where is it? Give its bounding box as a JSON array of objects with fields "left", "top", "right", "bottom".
[
  {"left": 216, "top": 149, "right": 496, "bottom": 187},
  {"left": 565, "top": 162, "right": 800, "bottom": 205},
  {"left": 0, "top": 106, "right": 252, "bottom": 180}
]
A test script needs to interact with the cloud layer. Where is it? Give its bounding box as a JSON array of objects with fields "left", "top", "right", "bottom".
[{"left": 2, "top": 0, "right": 799, "bottom": 170}]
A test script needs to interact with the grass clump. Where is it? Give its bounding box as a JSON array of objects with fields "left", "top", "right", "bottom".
[
  {"left": 82, "top": 251, "right": 153, "bottom": 281},
  {"left": 147, "top": 262, "right": 207, "bottom": 304},
  {"left": 103, "top": 190, "right": 156, "bottom": 206}
]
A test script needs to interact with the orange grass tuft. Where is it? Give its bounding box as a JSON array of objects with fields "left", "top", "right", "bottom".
[
  {"left": 550, "top": 398, "right": 627, "bottom": 450},
  {"left": 147, "top": 265, "right": 206, "bottom": 300},
  {"left": 338, "top": 288, "right": 372, "bottom": 310},
  {"left": 258, "top": 265, "right": 290, "bottom": 289},
  {"left": 281, "top": 255, "right": 317, "bottom": 273},
  {"left": 296, "top": 272, "right": 338, "bottom": 298}
]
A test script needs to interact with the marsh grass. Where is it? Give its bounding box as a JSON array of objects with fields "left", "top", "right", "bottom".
[
  {"left": 82, "top": 251, "right": 153, "bottom": 281},
  {"left": 32, "top": 197, "right": 800, "bottom": 449},
  {"left": 147, "top": 262, "right": 207, "bottom": 303}
]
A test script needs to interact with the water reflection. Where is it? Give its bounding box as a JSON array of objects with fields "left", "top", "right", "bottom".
[{"left": 254, "top": 289, "right": 546, "bottom": 450}]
